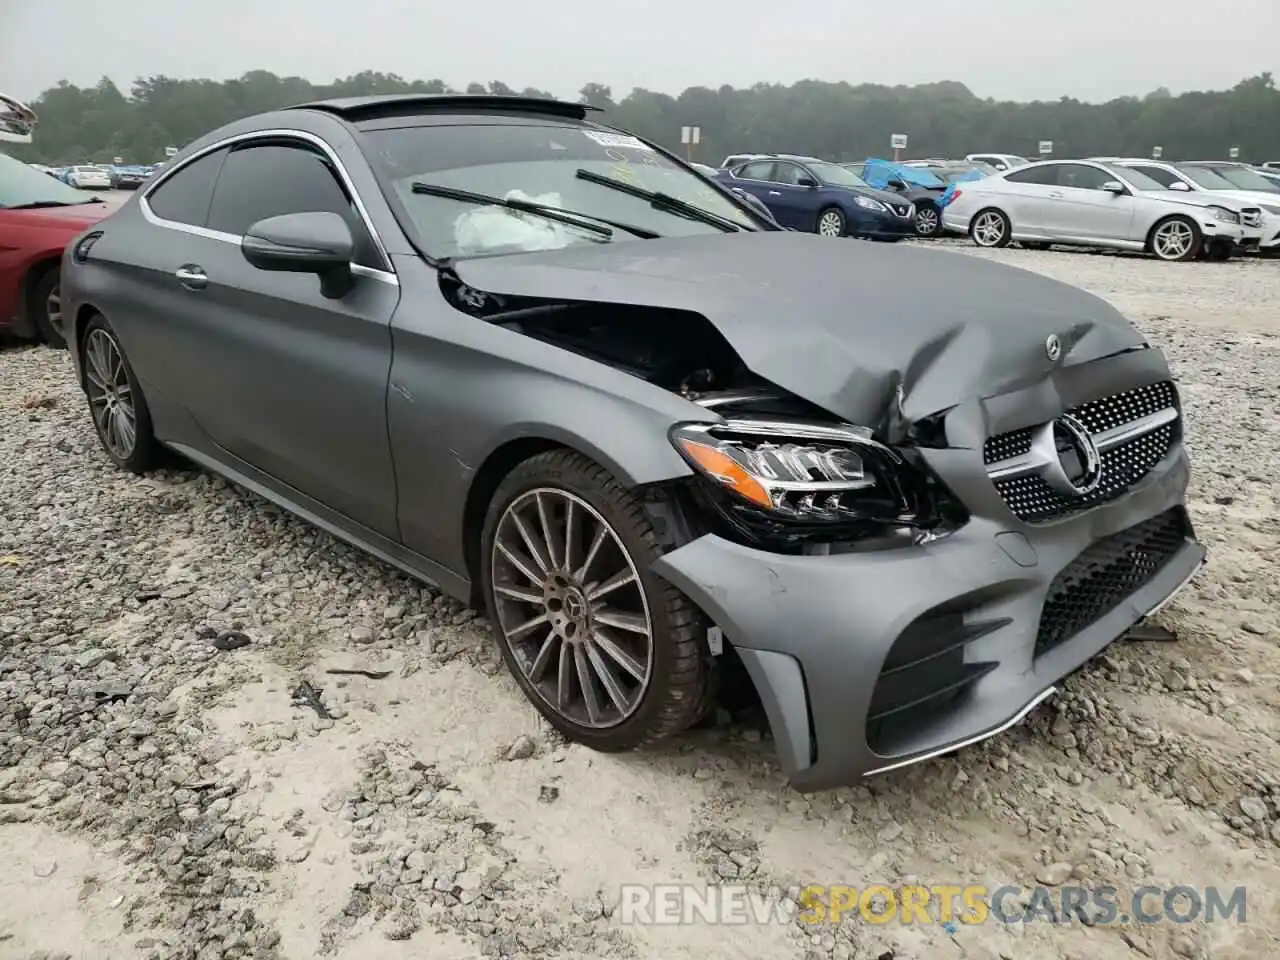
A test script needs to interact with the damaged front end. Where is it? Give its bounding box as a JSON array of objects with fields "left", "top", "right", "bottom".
[{"left": 439, "top": 268, "right": 966, "bottom": 554}]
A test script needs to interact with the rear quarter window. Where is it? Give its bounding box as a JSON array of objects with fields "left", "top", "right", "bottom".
[{"left": 145, "top": 148, "right": 228, "bottom": 226}]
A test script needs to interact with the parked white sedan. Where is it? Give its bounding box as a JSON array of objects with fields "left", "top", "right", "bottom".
[
  {"left": 942, "top": 159, "right": 1260, "bottom": 261},
  {"left": 1095, "top": 158, "right": 1280, "bottom": 253},
  {"left": 62, "top": 165, "right": 113, "bottom": 189}
]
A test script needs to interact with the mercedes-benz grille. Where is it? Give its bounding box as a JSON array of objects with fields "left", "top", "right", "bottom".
[{"left": 983, "top": 380, "right": 1180, "bottom": 522}]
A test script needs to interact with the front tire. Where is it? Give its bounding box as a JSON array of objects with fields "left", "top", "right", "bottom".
[
  {"left": 816, "top": 206, "right": 846, "bottom": 237},
  {"left": 970, "top": 208, "right": 1012, "bottom": 247},
  {"left": 914, "top": 203, "right": 942, "bottom": 238},
  {"left": 480, "top": 450, "right": 712, "bottom": 751},
  {"left": 1148, "top": 216, "right": 1201, "bottom": 262},
  {"left": 32, "top": 268, "right": 67, "bottom": 349},
  {"left": 80, "top": 315, "right": 161, "bottom": 474}
]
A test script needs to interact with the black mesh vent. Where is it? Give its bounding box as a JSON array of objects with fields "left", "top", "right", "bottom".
[
  {"left": 985, "top": 380, "right": 1180, "bottom": 522},
  {"left": 1035, "top": 508, "right": 1190, "bottom": 658},
  {"left": 865, "top": 612, "right": 1004, "bottom": 754}
]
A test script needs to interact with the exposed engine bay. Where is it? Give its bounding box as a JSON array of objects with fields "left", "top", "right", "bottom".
[{"left": 442, "top": 272, "right": 836, "bottom": 421}]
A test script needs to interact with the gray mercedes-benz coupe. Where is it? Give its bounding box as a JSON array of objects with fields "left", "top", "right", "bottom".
[{"left": 61, "top": 95, "right": 1206, "bottom": 791}]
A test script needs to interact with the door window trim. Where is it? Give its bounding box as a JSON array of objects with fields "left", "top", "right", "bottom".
[{"left": 138, "top": 128, "right": 397, "bottom": 286}]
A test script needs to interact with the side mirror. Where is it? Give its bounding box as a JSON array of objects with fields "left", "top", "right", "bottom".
[
  {"left": 242, "top": 211, "right": 355, "bottom": 299},
  {"left": 797, "top": 176, "right": 818, "bottom": 188},
  {"left": 1100, "top": 180, "right": 1127, "bottom": 194},
  {"left": 1168, "top": 181, "right": 1191, "bottom": 192}
]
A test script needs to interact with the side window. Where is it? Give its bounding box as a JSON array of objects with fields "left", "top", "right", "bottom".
[
  {"left": 1129, "top": 165, "right": 1178, "bottom": 188},
  {"left": 773, "top": 163, "right": 808, "bottom": 186},
  {"left": 145, "top": 148, "right": 228, "bottom": 226},
  {"left": 737, "top": 160, "right": 776, "bottom": 181},
  {"left": 1005, "top": 164, "right": 1060, "bottom": 186},
  {"left": 205, "top": 141, "right": 382, "bottom": 269},
  {"left": 1056, "top": 164, "right": 1111, "bottom": 191}
]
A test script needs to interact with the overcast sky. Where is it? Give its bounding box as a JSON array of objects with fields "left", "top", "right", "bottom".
[{"left": 1, "top": 0, "right": 1275, "bottom": 104}]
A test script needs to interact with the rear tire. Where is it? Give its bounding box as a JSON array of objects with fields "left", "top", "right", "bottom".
[
  {"left": 480, "top": 450, "right": 713, "bottom": 752},
  {"left": 970, "top": 208, "right": 1012, "bottom": 247},
  {"left": 914, "top": 203, "right": 942, "bottom": 237},
  {"left": 32, "top": 268, "right": 67, "bottom": 349},
  {"left": 80, "top": 314, "right": 162, "bottom": 474}
]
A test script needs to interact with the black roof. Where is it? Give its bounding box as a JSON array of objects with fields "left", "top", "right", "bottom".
[{"left": 286, "top": 94, "right": 601, "bottom": 122}]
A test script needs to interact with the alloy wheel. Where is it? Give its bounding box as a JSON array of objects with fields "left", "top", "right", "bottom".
[
  {"left": 44, "top": 283, "right": 64, "bottom": 339},
  {"left": 83, "top": 328, "right": 137, "bottom": 459},
  {"left": 818, "top": 211, "right": 844, "bottom": 237},
  {"left": 972, "top": 211, "right": 1006, "bottom": 246},
  {"left": 915, "top": 207, "right": 940, "bottom": 236},
  {"left": 490, "top": 488, "right": 654, "bottom": 729},
  {"left": 1152, "top": 220, "right": 1194, "bottom": 260}
]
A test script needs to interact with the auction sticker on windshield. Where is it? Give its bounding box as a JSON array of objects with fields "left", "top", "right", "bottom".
[{"left": 583, "top": 131, "right": 654, "bottom": 151}]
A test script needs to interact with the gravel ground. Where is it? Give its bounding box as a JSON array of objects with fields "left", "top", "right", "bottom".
[{"left": 1, "top": 245, "right": 1278, "bottom": 960}]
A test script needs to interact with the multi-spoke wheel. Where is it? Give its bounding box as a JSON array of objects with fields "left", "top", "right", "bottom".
[
  {"left": 970, "top": 208, "right": 1011, "bottom": 247},
  {"left": 816, "top": 207, "right": 846, "bottom": 237},
  {"left": 80, "top": 315, "right": 160, "bottom": 473},
  {"left": 1149, "top": 216, "right": 1201, "bottom": 262},
  {"left": 480, "top": 450, "right": 713, "bottom": 750},
  {"left": 32, "top": 268, "right": 67, "bottom": 348},
  {"left": 914, "top": 203, "right": 942, "bottom": 238}
]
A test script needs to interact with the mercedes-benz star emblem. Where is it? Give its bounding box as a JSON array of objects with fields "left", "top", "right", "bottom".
[
  {"left": 1040, "top": 414, "right": 1103, "bottom": 496},
  {"left": 1045, "top": 334, "right": 1062, "bottom": 362}
]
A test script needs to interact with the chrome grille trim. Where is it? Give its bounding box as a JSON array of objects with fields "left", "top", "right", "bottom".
[{"left": 983, "top": 380, "right": 1180, "bottom": 523}]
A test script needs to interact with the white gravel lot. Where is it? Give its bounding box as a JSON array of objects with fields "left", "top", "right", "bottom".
[{"left": 1, "top": 244, "right": 1278, "bottom": 960}]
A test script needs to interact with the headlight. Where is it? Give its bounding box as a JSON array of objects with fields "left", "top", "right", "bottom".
[
  {"left": 854, "top": 195, "right": 887, "bottom": 212},
  {"left": 1209, "top": 206, "right": 1241, "bottom": 224},
  {"left": 669, "top": 419, "right": 947, "bottom": 540},
  {"left": 1259, "top": 204, "right": 1280, "bottom": 215}
]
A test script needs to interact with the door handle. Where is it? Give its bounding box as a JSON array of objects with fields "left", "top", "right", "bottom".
[
  {"left": 768, "top": 190, "right": 782, "bottom": 196},
  {"left": 175, "top": 265, "right": 207, "bottom": 290},
  {"left": 1048, "top": 191, "right": 1065, "bottom": 199}
]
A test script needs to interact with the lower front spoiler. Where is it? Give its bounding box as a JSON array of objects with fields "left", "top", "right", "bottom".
[{"left": 652, "top": 474, "right": 1205, "bottom": 792}]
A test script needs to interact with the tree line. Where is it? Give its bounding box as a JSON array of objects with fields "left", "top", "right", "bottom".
[{"left": 8, "top": 69, "right": 1280, "bottom": 167}]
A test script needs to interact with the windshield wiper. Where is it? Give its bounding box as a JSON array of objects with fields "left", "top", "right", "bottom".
[
  {"left": 574, "top": 169, "right": 744, "bottom": 233},
  {"left": 410, "top": 182, "right": 661, "bottom": 240}
]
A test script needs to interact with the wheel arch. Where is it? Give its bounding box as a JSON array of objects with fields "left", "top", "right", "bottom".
[{"left": 459, "top": 428, "right": 693, "bottom": 608}]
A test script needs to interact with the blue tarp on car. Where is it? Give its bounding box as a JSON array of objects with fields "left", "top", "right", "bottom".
[{"left": 859, "top": 158, "right": 945, "bottom": 190}]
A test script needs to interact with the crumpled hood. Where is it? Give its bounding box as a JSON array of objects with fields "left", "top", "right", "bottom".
[
  {"left": 453, "top": 232, "right": 1145, "bottom": 426},
  {"left": 1146, "top": 189, "right": 1250, "bottom": 211}
]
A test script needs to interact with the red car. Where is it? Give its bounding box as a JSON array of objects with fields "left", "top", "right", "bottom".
[{"left": 1, "top": 150, "right": 113, "bottom": 347}]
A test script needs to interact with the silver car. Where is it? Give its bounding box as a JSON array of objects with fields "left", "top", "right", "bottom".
[
  {"left": 943, "top": 159, "right": 1258, "bottom": 261},
  {"left": 1094, "top": 157, "right": 1280, "bottom": 253}
]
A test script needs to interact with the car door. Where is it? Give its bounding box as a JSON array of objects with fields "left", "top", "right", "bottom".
[
  {"left": 147, "top": 136, "right": 401, "bottom": 538},
  {"left": 1040, "top": 163, "right": 1136, "bottom": 242},
  {"left": 728, "top": 160, "right": 794, "bottom": 225},
  {"left": 766, "top": 161, "right": 822, "bottom": 227},
  {"left": 996, "top": 164, "right": 1062, "bottom": 233}
]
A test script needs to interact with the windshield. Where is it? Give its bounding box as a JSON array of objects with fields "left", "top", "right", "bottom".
[
  {"left": 1175, "top": 165, "right": 1241, "bottom": 190},
  {"left": 1105, "top": 165, "right": 1168, "bottom": 192},
  {"left": 0, "top": 151, "right": 96, "bottom": 208},
  {"left": 1182, "top": 164, "right": 1280, "bottom": 193},
  {"left": 805, "top": 160, "right": 870, "bottom": 188},
  {"left": 361, "top": 122, "right": 760, "bottom": 258}
]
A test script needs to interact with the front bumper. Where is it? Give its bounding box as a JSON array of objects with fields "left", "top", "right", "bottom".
[
  {"left": 848, "top": 204, "right": 916, "bottom": 240},
  {"left": 652, "top": 356, "right": 1203, "bottom": 791}
]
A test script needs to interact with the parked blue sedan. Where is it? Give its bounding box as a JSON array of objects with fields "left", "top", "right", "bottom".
[{"left": 716, "top": 154, "right": 916, "bottom": 239}]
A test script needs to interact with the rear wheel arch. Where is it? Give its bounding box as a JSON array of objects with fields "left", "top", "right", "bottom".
[{"left": 16, "top": 257, "right": 60, "bottom": 340}]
